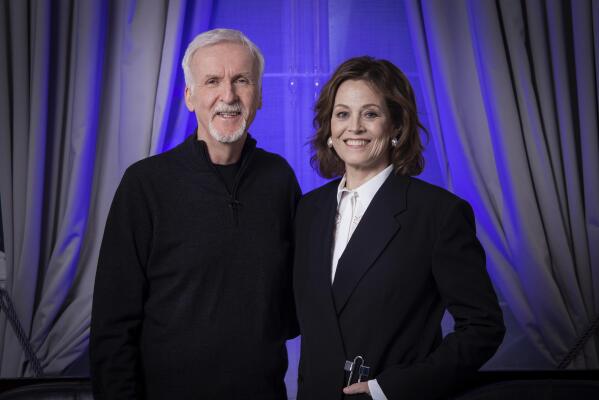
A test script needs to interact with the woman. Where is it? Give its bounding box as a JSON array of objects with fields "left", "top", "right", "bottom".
[{"left": 293, "top": 57, "right": 505, "bottom": 400}]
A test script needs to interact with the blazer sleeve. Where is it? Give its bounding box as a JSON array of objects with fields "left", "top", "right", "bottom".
[
  {"left": 90, "top": 169, "right": 151, "bottom": 400},
  {"left": 377, "top": 198, "right": 505, "bottom": 400}
]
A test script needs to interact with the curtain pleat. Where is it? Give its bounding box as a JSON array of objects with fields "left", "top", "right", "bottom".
[
  {"left": 2, "top": 0, "right": 596, "bottom": 379},
  {"left": 0, "top": 0, "right": 213, "bottom": 376},
  {"left": 406, "top": 0, "right": 599, "bottom": 368}
]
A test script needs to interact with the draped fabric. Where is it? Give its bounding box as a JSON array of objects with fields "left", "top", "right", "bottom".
[
  {"left": 0, "top": 0, "right": 214, "bottom": 376},
  {"left": 2, "top": 0, "right": 596, "bottom": 385},
  {"left": 405, "top": 0, "right": 599, "bottom": 368}
]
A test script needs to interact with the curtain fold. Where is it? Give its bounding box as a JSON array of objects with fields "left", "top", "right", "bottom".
[
  {"left": 150, "top": 0, "right": 214, "bottom": 153},
  {"left": 2, "top": 0, "right": 596, "bottom": 379},
  {"left": 571, "top": 0, "right": 599, "bottom": 319},
  {"left": 0, "top": 0, "right": 213, "bottom": 376},
  {"left": 0, "top": 0, "right": 52, "bottom": 376},
  {"left": 29, "top": 0, "right": 107, "bottom": 375},
  {"left": 405, "top": 0, "right": 599, "bottom": 368}
]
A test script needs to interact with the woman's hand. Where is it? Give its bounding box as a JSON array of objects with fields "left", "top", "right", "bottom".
[{"left": 343, "top": 381, "right": 371, "bottom": 396}]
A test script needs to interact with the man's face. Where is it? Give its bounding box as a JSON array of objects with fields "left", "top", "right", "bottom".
[{"left": 184, "top": 42, "right": 261, "bottom": 144}]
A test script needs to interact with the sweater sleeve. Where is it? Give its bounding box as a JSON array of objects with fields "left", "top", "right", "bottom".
[
  {"left": 377, "top": 199, "right": 505, "bottom": 400},
  {"left": 90, "top": 169, "right": 152, "bottom": 400}
]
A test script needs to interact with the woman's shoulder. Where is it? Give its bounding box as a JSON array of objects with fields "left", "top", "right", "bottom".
[
  {"left": 303, "top": 179, "right": 340, "bottom": 199},
  {"left": 401, "top": 176, "right": 470, "bottom": 208},
  {"left": 297, "top": 179, "right": 340, "bottom": 212},
  {"left": 406, "top": 176, "right": 455, "bottom": 197}
]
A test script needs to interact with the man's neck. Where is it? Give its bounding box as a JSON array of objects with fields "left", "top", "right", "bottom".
[{"left": 197, "top": 132, "right": 247, "bottom": 165}]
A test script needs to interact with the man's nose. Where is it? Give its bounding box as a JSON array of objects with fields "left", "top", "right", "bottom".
[{"left": 220, "top": 81, "right": 237, "bottom": 103}]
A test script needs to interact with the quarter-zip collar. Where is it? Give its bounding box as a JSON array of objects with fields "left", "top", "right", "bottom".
[{"left": 190, "top": 132, "right": 257, "bottom": 226}]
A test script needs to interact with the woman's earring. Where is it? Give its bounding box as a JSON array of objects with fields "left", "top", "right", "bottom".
[
  {"left": 327, "top": 137, "right": 333, "bottom": 148},
  {"left": 391, "top": 137, "right": 399, "bottom": 147}
]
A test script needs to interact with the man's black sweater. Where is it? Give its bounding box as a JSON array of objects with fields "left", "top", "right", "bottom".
[{"left": 90, "top": 134, "right": 301, "bottom": 399}]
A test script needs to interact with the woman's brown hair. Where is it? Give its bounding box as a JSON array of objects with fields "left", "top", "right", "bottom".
[{"left": 310, "top": 56, "right": 426, "bottom": 178}]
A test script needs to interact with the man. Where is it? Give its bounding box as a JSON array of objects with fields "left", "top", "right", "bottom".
[{"left": 90, "top": 29, "right": 300, "bottom": 400}]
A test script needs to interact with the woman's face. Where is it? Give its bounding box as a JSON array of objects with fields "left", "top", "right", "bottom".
[{"left": 330, "top": 79, "right": 393, "bottom": 178}]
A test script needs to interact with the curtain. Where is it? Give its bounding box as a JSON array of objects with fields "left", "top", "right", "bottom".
[
  {"left": 0, "top": 0, "right": 213, "bottom": 376},
  {"left": 405, "top": 0, "right": 599, "bottom": 368},
  {"left": 6, "top": 0, "right": 596, "bottom": 383}
]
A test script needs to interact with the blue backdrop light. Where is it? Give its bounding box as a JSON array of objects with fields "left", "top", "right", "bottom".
[{"left": 4, "top": 0, "right": 590, "bottom": 385}]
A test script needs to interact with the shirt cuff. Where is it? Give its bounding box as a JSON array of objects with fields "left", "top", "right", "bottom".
[{"left": 368, "top": 379, "right": 388, "bottom": 400}]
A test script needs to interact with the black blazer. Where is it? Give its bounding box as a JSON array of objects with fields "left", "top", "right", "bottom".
[{"left": 293, "top": 174, "right": 505, "bottom": 400}]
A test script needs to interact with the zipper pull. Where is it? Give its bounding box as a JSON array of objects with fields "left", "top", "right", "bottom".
[{"left": 229, "top": 199, "right": 242, "bottom": 226}]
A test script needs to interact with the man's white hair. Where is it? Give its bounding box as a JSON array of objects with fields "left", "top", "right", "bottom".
[{"left": 181, "top": 28, "right": 265, "bottom": 90}]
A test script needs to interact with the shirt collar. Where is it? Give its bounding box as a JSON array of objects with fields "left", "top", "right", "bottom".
[{"left": 336, "top": 164, "right": 394, "bottom": 208}]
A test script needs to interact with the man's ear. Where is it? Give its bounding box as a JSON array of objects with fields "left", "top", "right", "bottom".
[{"left": 184, "top": 86, "right": 194, "bottom": 111}]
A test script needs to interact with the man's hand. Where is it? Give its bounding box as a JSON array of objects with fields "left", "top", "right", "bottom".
[{"left": 343, "top": 381, "right": 371, "bottom": 396}]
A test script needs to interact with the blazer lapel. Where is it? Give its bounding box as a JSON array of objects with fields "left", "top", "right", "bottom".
[
  {"left": 332, "top": 174, "right": 409, "bottom": 315},
  {"left": 306, "top": 181, "right": 348, "bottom": 356},
  {"left": 309, "top": 184, "right": 338, "bottom": 296}
]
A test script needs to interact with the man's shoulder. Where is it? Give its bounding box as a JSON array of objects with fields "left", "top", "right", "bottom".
[
  {"left": 250, "top": 147, "right": 299, "bottom": 185},
  {"left": 252, "top": 147, "right": 293, "bottom": 170},
  {"left": 123, "top": 136, "right": 192, "bottom": 180}
]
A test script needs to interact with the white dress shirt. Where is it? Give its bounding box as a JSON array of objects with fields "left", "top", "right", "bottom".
[{"left": 331, "top": 164, "right": 392, "bottom": 400}]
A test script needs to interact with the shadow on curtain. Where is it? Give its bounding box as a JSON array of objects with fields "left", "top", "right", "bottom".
[{"left": 405, "top": 0, "right": 598, "bottom": 368}]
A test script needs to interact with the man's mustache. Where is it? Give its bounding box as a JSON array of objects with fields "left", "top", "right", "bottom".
[{"left": 212, "top": 103, "right": 244, "bottom": 116}]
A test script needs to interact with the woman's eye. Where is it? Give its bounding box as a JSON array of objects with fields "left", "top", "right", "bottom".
[
  {"left": 364, "top": 111, "right": 379, "bottom": 119},
  {"left": 335, "top": 111, "right": 348, "bottom": 119}
]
